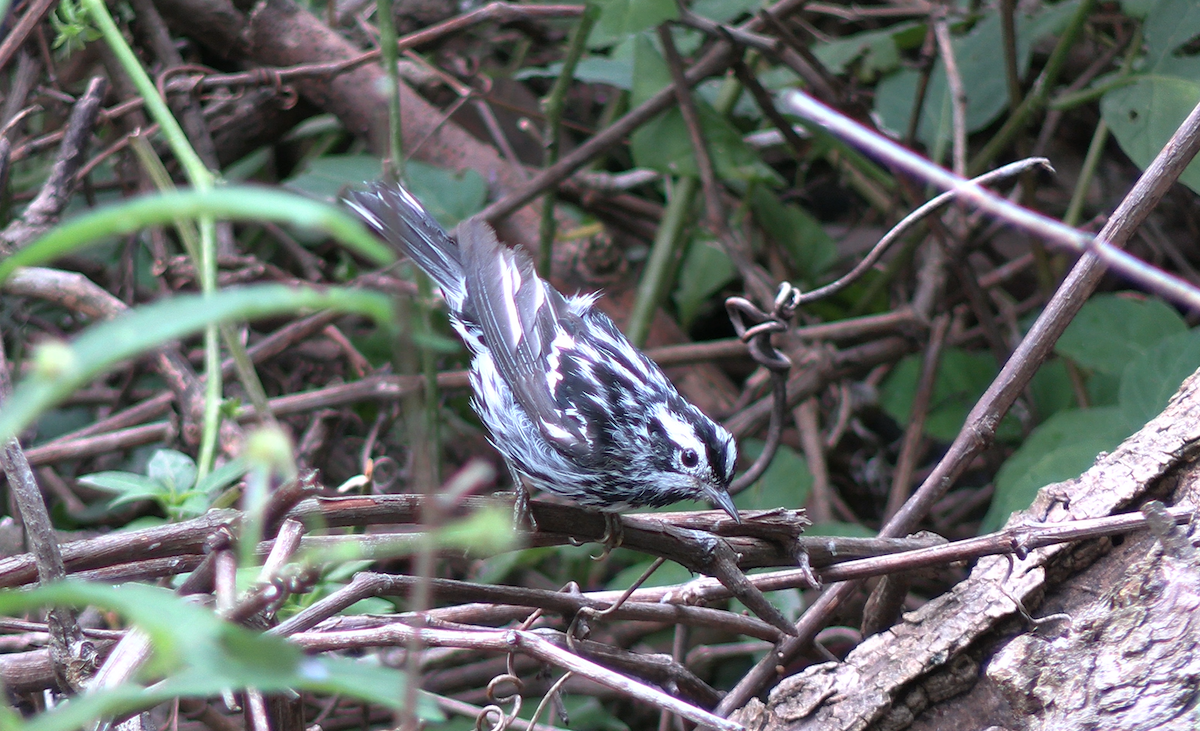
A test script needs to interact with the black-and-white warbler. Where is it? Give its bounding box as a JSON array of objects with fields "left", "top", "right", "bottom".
[{"left": 347, "top": 183, "right": 740, "bottom": 522}]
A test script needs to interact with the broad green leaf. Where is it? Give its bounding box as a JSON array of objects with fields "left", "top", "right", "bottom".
[
  {"left": 0, "top": 285, "right": 394, "bottom": 443},
  {"left": 1102, "top": 75, "right": 1200, "bottom": 195},
  {"left": 1142, "top": 0, "right": 1200, "bottom": 68},
  {"left": 874, "top": 2, "right": 1079, "bottom": 146},
  {"left": 1056, "top": 293, "right": 1187, "bottom": 375},
  {"left": 589, "top": 0, "right": 677, "bottom": 48},
  {"left": 0, "top": 581, "right": 441, "bottom": 731},
  {"left": 1028, "top": 358, "right": 1077, "bottom": 421},
  {"left": 403, "top": 161, "right": 488, "bottom": 228},
  {"left": 1119, "top": 0, "right": 1157, "bottom": 18},
  {"left": 691, "top": 0, "right": 763, "bottom": 23},
  {"left": 1118, "top": 328, "right": 1200, "bottom": 427},
  {"left": 607, "top": 558, "right": 692, "bottom": 590},
  {"left": 146, "top": 449, "right": 197, "bottom": 493},
  {"left": 552, "top": 696, "right": 631, "bottom": 731},
  {"left": 283, "top": 154, "right": 383, "bottom": 201},
  {"left": 736, "top": 439, "right": 812, "bottom": 510},
  {"left": 629, "top": 35, "right": 779, "bottom": 183},
  {"left": 812, "top": 22, "right": 921, "bottom": 79},
  {"left": 77, "top": 472, "right": 164, "bottom": 501},
  {"left": 0, "top": 187, "right": 393, "bottom": 283},
  {"left": 630, "top": 32, "right": 672, "bottom": 108},
  {"left": 673, "top": 239, "right": 735, "bottom": 327},
  {"left": 982, "top": 407, "right": 1133, "bottom": 531},
  {"left": 515, "top": 56, "right": 632, "bottom": 88},
  {"left": 194, "top": 456, "right": 249, "bottom": 494},
  {"left": 1100, "top": 0, "right": 1200, "bottom": 194},
  {"left": 748, "top": 186, "right": 836, "bottom": 282},
  {"left": 880, "top": 348, "right": 1004, "bottom": 442},
  {"left": 631, "top": 104, "right": 780, "bottom": 182}
]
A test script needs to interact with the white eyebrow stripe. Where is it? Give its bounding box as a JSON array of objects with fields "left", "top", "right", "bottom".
[{"left": 653, "top": 404, "right": 704, "bottom": 454}]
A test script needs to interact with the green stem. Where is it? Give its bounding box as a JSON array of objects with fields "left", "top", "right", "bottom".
[
  {"left": 130, "top": 136, "right": 275, "bottom": 426},
  {"left": 376, "top": 0, "right": 403, "bottom": 178},
  {"left": 968, "top": 0, "right": 1095, "bottom": 175},
  {"left": 626, "top": 176, "right": 698, "bottom": 348},
  {"left": 1049, "top": 75, "right": 1134, "bottom": 111},
  {"left": 83, "top": 0, "right": 222, "bottom": 477},
  {"left": 538, "top": 6, "right": 598, "bottom": 277}
]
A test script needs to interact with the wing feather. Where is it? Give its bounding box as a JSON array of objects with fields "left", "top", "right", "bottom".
[{"left": 457, "top": 219, "right": 591, "bottom": 458}]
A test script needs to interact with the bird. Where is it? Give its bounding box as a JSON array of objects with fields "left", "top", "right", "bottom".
[{"left": 346, "top": 183, "right": 740, "bottom": 525}]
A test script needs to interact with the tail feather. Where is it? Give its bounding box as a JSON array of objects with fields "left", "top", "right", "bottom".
[{"left": 345, "top": 184, "right": 465, "bottom": 307}]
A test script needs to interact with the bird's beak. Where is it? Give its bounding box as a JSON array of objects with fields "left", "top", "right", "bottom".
[{"left": 709, "top": 488, "right": 741, "bottom": 523}]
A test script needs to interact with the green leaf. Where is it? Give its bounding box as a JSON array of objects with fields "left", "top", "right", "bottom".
[
  {"left": 403, "top": 161, "right": 488, "bottom": 228},
  {"left": 0, "top": 581, "right": 443, "bottom": 731},
  {"left": 812, "top": 22, "right": 921, "bottom": 79},
  {"left": 1055, "top": 293, "right": 1187, "bottom": 375},
  {"left": 552, "top": 695, "right": 631, "bottom": 731},
  {"left": 735, "top": 440, "right": 812, "bottom": 510},
  {"left": 146, "top": 449, "right": 197, "bottom": 493},
  {"left": 0, "top": 285, "right": 394, "bottom": 443},
  {"left": 1142, "top": 0, "right": 1200, "bottom": 68},
  {"left": 874, "top": 2, "right": 1079, "bottom": 146},
  {"left": 691, "top": 0, "right": 763, "bottom": 23},
  {"left": 629, "top": 35, "right": 779, "bottom": 183},
  {"left": 77, "top": 472, "right": 165, "bottom": 501},
  {"left": 589, "top": 0, "right": 677, "bottom": 47},
  {"left": 1102, "top": 75, "right": 1200, "bottom": 195},
  {"left": 629, "top": 32, "right": 672, "bottom": 108},
  {"left": 516, "top": 55, "right": 634, "bottom": 90},
  {"left": 748, "top": 186, "right": 837, "bottom": 281},
  {"left": 0, "top": 186, "right": 393, "bottom": 283},
  {"left": 879, "top": 348, "right": 1001, "bottom": 442},
  {"left": 194, "top": 456, "right": 249, "bottom": 494},
  {"left": 1118, "top": 328, "right": 1200, "bottom": 427},
  {"left": 1028, "top": 358, "right": 1076, "bottom": 421},
  {"left": 283, "top": 154, "right": 383, "bottom": 201},
  {"left": 607, "top": 558, "right": 692, "bottom": 591},
  {"left": 673, "top": 239, "right": 735, "bottom": 327},
  {"left": 982, "top": 407, "right": 1133, "bottom": 531},
  {"left": 1099, "top": 0, "right": 1200, "bottom": 194}
]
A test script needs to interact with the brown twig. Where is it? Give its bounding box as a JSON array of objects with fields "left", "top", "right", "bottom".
[
  {"left": 657, "top": 24, "right": 775, "bottom": 307},
  {"left": 291, "top": 624, "right": 743, "bottom": 731},
  {"left": 480, "top": 0, "right": 811, "bottom": 225},
  {"left": 0, "top": 338, "right": 91, "bottom": 691},
  {"left": 884, "top": 313, "right": 950, "bottom": 520},
  {"left": 0, "top": 77, "right": 107, "bottom": 251},
  {"left": 718, "top": 89, "right": 1200, "bottom": 717}
]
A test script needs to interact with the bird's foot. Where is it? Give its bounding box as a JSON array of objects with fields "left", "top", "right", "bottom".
[
  {"left": 592, "top": 512, "right": 624, "bottom": 560},
  {"left": 512, "top": 484, "right": 538, "bottom": 533}
]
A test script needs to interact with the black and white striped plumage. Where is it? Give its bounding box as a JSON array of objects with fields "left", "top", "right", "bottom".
[{"left": 347, "top": 183, "right": 740, "bottom": 521}]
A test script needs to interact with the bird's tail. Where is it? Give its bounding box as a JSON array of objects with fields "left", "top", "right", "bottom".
[{"left": 345, "top": 183, "right": 466, "bottom": 307}]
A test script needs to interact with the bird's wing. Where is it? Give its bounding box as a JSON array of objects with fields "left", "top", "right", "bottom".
[{"left": 458, "top": 218, "right": 592, "bottom": 459}]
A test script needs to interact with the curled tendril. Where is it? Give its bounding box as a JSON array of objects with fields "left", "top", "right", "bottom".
[
  {"left": 476, "top": 672, "right": 523, "bottom": 731},
  {"left": 475, "top": 704, "right": 508, "bottom": 731},
  {"left": 726, "top": 282, "right": 799, "bottom": 493}
]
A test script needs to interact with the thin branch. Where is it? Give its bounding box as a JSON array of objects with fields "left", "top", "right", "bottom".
[
  {"left": 0, "top": 338, "right": 91, "bottom": 691},
  {"left": 722, "top": 89, "right": 1200, "bottom": 714},
  {"left": 291, "top": 625, "right": 744, "bottom": 731},
  {"left": 782, "top": 92, "right": 1200, "bottom": 311},
  {"left": 885, "top": 313, "right": 950, "bottom": 519}
]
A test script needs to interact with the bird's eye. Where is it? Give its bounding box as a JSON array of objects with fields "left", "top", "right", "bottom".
[{"left": 681, "top": 448, "right": 699, "bottom": 468}]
